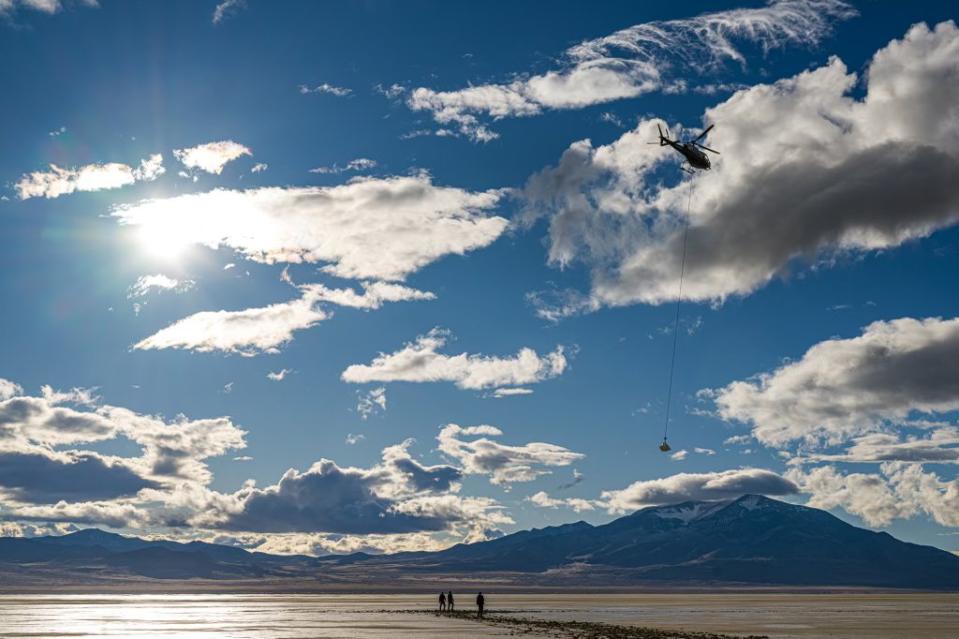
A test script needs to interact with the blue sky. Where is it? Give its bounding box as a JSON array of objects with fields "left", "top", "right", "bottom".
[{"left": 1, "top": 0, "right": 958, "bottom": 555}]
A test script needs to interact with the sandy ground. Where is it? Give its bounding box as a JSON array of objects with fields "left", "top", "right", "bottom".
[{"left": 0, "top": 593, "right": 955, "bottom": 638}]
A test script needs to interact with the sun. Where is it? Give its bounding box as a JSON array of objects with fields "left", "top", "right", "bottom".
[{"left": 136, "top": 222, "right": 192, "bottom": 261}]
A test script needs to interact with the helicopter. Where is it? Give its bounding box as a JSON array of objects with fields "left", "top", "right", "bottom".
[{"left": 650, "top": 123, "right": 719, "bottom": 172}]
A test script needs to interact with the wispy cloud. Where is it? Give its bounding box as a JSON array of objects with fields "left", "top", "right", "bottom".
[
  {"left": 15, "top": 154, "right": 163, "bottom": 200},
  {"left": 309, "top": 158, "right": 377, "bottom": 175},
  {"left": 342, "top": 328, "right": 567, "bottom": 391},
  {"left": 407, "top": 0, "right": 855, "bottom": 140},
  {"left": 212, "top": 0, "right": 244, "bottom": 25},
  {"left": 299, "top": 83, "right": 351, "bottom": 97}
]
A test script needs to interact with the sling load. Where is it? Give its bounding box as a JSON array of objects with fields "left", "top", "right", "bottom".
[{"left": 651, "top": 123, "right": 719, "bottom": 452}]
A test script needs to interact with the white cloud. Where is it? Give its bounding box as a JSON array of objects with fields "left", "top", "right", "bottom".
[
  {"left": 134, "top": 286, "right": 329, "bottom": 356},
  {"left": 670, "top": 449, "right": 688, "bottom": 461},
  {"left": 173, "top": 140, "right": 251, "bottom": 175},
  {"left": 523, "top": 21, "right": 959, "bottom": 310},
  {"left": 437, "top": 424, "right": 583, "bottom": 485},
  {"left": 345, "top": 433, "right": 365, "bottom": 445},
  {"left": 299, "top": 83, "right": 351, "bottom": 97},
  {"left": 134, "top": 281, "right": 435, "bottom": 355},
  {"left": 600, "top": 468, "right": 798, "bottom": 514},
  {"left": 342, "top": 328, "right": 567, "bottom": 390},
  {"left": 127, "top": 274, "right": 195, "bottom": 298},
  {"left": 1, "top": 0, "right": 98, "bottom": 15},
  {"left": 200, "top": 441, "right": 508, "bottom": 536},
  {"left": 0, "top": 379, "right": 23, "bottom": 401},
  {"left": 250, "top": 162, "right": 268, "bottom": 173},
  {"left": 694, "top": 447, "right": 717, "bottom": 456},
  {"left": 787, "top": 462, "right": 959, "bottom": 528},
  {"left": 111, "top": 175, "right": 507, "bottom": 281},
  {"left": 491, "top": 387, "right": 534, "bottom": 398},
  {"left": 408, "top": 0, "right": 855, "bottom": 140},
  {"left": 266, "top": 368, "right": 292, "bottom": 382},
  {"left": 356, "top": 387, "right": 386, "bottom": 419},
  {"left": 212, "top": 0, "right": 244, "bottom": 24},
  {"left": 527, "top": 490, "right": 596, "bottom": 512},
  {"left": 708, "top": 317, "right": 959, "bottom": 448},
  {"left": 15, "top": 154, "right": 164, "bottom": 200},
  {"left": 309, "top": 158, "right": 377, "bottom": 175}
]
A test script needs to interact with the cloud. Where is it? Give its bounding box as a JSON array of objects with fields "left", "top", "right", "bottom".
[
  {"left": 134, "top": 281, "right": 434, "bottom": 355},
  {"left": 557, "top": 468, "right": 584, "bottom": 490},
  {"left": 15, "top": 154, "right": 164, "bottom": 200},
  {"left": 250, "top": 162, "right": 268, "bottom": 173},
  {"left": 670, "top": 449, "right": 688, "bottom": 461},
  {"left": 134, "top": 287, "right": 330, "bottom": 356},
  {"left": 523, "top": 20, "right": 959, "bottom": 309},
  {"left": 527, "top": 491, "right": 596, "bottom": 512},
  {"left": 491, "top": 387, "right": 534, "bottom": 398},
  {"left": 345, "top": 433, "right": 365, "bottom": 445},
  {"left": 437, "top": 424, "right": 583, "bottom": 485},
  {"left": 0, "top": 0, "right": 97, "bottom": 16},
  {"left": 0, "top": 380, "right": 245, "bottom": 521},
  {"left": 173, "top": 140, "right": 251, "bottom": 175},
  {"left": 356, "top": 387, "right": 386, "bottom": 420},
  {"left": 708, "top": 317, "right": 959, "bottom": 448},
  {"left": 299, "top": 83, "right": 351, "bottom": 97},
  {"left": 111, "top": 175, "right": 507, "bottom": 281},
  {"left": 0, "top": 379, "right": 23, "bottom": 402},
  {"left": 127, "top": 274, "right": 195, "bottom": 298},
  {"left": 806, "top": 428, "right": 959, "bottom": 464},
  {"left": 787, "top": 462, "right": 959, "bottom": 527},
  {"left": 408, "top": 0, "right": 855, "bottom": 140},
  {"left": 212, "top": 0, "right": 244, "bottom": 24},
  {"left": 342, "top": 328, "right": 568, "bottom": 390},
  {"left": 0, "top": 451, "right": 158, "bottom": 504},
  {"left": 600, "top": 468, "right": 798, "bottom": 513},
  {"left": 266, "top": 368, "right": 292, "bottom": 382},
  {"left": 206, "top": 441, "right": 504, "bottom": 536},
  {"left": 309, "top": 158, "right": 377, "bottom": 175}
]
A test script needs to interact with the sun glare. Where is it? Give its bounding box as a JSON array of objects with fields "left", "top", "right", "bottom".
[{"left": 137, "top": 222, "right": 192, "bottom": 261}]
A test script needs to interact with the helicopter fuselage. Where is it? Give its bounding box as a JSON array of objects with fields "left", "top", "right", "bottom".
[{"left": 667, "top": 140, "right": 711, "bottom": 170}]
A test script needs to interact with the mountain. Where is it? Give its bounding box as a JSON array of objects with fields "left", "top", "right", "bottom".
[{"left": 1, "top": 496, "right": 957, "bottom": 589}]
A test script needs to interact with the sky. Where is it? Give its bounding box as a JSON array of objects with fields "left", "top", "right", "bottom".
[{"left": 0, "top": 0, "right": 958, "bottom": 556}]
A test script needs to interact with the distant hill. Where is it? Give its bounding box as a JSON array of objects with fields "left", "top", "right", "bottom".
[{"left": 1, "top": 495, "right": 957, "bottom": 589}]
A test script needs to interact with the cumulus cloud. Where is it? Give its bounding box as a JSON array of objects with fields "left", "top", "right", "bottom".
[
  {"left": 127, "top": 274, "right": 195, "bottom": 298},
  {"left": 0, "top": 379, "right": 23, "bottom": 402},
  {"left": 173, "top": 140, "right": 251, "bottom": 174},
  {"left": 0, "top": 380, "right": 245, "bottom": 519},
  {"left": 437, "top": 424, "right": 583, "bottom": 485},
  {"left": 111, "top": 175, "right": 507, "bottom": 281},
  {"left": 342, "top": 328, "right": 567, "bottom": 390},
  {"left": 708, "top": 317, "right": 959, "bottom": 447},
  {"left": 523, "top": 21, "right": 959, "bottom": 310},
  {"left": 408, "top": 0, "right": 855, "bottom": 140},
  {"left": 600, "top": 468, "right": 798, "bottom": 514},
  {"left": 787, "top": 462, "right": 959, "bottom": 528},
  {"left": 15, "top": 154, "right": 164, "bottom": 200},
  {"left": 134, "top": 282, "right": 434, "bottom": 355},
  {"left": 204, "top": 440, "right": 505, "bottom": 536}
]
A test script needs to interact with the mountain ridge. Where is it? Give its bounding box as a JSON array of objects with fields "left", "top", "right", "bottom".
[{"left": 1, "top": 495, "right": 957, "bottom": 589}]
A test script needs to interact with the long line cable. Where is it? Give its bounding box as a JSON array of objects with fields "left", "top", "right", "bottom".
[{"left": 662, "top": 180, "right": 693, "bottom": 443}]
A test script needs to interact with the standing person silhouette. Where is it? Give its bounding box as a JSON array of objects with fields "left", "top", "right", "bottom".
[
  {"left": 476, "top": 591, "right": 485, "bottom": 618},
  {"left": 447, "top": 590, "right": 455, "bottom": 612},
  {"left": 438, "top": 591, "right": 446, "bottom": 612}
]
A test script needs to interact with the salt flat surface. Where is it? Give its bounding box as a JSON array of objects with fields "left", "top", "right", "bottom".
[{"left": 0, "top": 592, "right": 956, "bottom": 638}]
